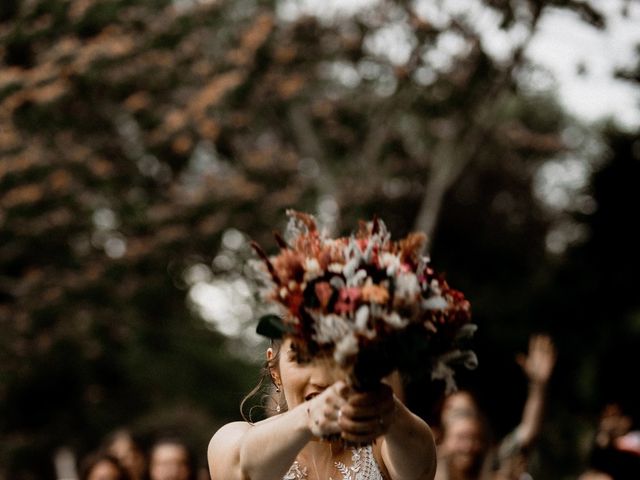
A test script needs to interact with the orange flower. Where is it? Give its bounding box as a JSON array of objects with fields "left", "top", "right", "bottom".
[
  {"left": 361, "top": 283, "right": 389, "bottom": 304},
  {"left": 272, "top": 249, "right": 305, "bottom": 284}
]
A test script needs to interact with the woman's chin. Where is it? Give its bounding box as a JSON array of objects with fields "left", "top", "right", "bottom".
[{"left": 451, "top": 454, "right": 477, "bottom": 472}]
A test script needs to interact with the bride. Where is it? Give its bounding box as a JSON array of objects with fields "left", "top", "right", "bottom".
[{"left": 208, "top": 336, "right": 436, "bottom": 480}]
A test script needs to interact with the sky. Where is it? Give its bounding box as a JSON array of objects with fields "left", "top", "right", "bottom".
[
  {"left": 277, "top": 0, "right": 640, "bottom": 129},
  {"left": 525, "top": 0, "right": 640, "bottom": 130}
]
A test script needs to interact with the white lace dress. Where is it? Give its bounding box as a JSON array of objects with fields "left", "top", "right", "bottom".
[{"left": 283, "top": 445, "right": 386, "bottom": 480}]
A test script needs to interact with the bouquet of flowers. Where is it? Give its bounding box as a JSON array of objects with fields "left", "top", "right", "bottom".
[{"left": 252, "top": 210, "right": 476, "bottom": 391}]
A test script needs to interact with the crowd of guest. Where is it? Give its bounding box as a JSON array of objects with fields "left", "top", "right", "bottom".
[
  {"left": 429, "top": 334, "right": 639, "bottom": 480},
  {"left": 77, "top": 431, "right": 199, "bottom": 480},
  {"left": 71, "top": 333, "right": 638, "bottom": 480},
  {"left": 431, "top": 334, "right": 556, "bottom": 480}
]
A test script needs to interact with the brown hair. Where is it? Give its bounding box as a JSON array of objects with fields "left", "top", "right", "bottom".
[
  {"left": 240, "top": 340, "right": 288, "bottom": 422},
  {"left": 79, "top": 452, "right": 130, "bottom": 480}
]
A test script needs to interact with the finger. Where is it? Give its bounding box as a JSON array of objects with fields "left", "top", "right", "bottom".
[
  {"left": 536, "top": 336, "right": 551, "bottom": 355},
  {"left": 515, "top": 353, "right": 527, "bottom": 369},
  {"left": 340, "top": 416, "right": 380, "bottom": 434},
  {"left": 339, "top": 408, "right": 394, "bottom": 433},
  {"left": 348, "top": 392, "right": 385, "bottom": 407},
  {"left": 310, "top": 418, "right": 341, "bottom": 437},
  {"left": 339, "top": 404, "right": 395, "bottom": 441},
  {"left": 341, "top": 400, "right": 395, "bottom": 421},
  {"left": 341, "top": 403, "right": 381, "bottom": 419},
  {"left": 323, "top": 403, "right": 339, "bottom": 420},
  {"left": 333, "top": 381, "right": 351, "bottom": 398},
  {"left": 322, "top": 390, "right": 345, "bottom": 410},
  {"left": 321, "top": 399, "right": 346, "bottom": 421},
  {"left": 309, "top": 407, "right": 341, "bottom": 437},
  {"left": 347, "top": 385, "right": 393, "bottom": 406},
  {"left": 306, "top": 389, "right": 347, "bottom": 438}
]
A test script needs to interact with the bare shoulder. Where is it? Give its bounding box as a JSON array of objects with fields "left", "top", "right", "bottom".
[
  {"left": 211, "top": 421, "right": 252, "bottom": 443},
  {"left": 208, "top": 422, "right": 252, "bottom": 480}
]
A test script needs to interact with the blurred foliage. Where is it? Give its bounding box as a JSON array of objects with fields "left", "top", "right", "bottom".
[{"left": 0, "top": 0, "right": 637, "bottom": 478}]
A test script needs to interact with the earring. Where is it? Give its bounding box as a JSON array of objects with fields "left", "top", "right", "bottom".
[
  {"left": 275, "top": 385, "right": 281, "bottom": 393},
  {"left": 276, "top": 404, "right": 281, "bottom": 413}
]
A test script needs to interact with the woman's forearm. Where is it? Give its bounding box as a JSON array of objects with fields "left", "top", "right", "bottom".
[
  {"left": 239, "top": 404, "right": 313, "bottom": 480},
  {"left": 381, "top": 398, "right": 437, "bottom": 480},
  {"left": 516, "top": 381, "right": 547, "bottom": 447}
]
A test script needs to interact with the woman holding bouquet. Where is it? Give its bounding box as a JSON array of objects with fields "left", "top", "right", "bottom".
[
  {"left": 207, "top": 336, "right": 436, "bottom": 480},
  {"left": 208, "top": 211, "right": 475, "bottom": 480}
]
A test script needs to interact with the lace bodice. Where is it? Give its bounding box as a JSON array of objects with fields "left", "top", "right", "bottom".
[{"left": 283, "top": 445, "right": 385, "bottom": 480}]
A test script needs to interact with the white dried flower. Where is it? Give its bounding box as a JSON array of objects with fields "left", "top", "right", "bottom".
[
  {"left": 431, "top": 361, "right": 456, "bottom": 394},
  {"left": 347, "top": 268, "right": 368, "bottom": 287},
  {"left": 375, "top": 220, "right": 390, "bottom": 246},
  {"left": 362, "top": 237, "right": 375, "bottom": 263},
  {"left": 379, "top": 252, "right": 401, "bottom": 276},
  {"left": 355, "top": 305, "right": 370, "bottom": 331},
  {"left": 429, "top": 279, "right": 442, "bottom": 296},
  {"left": 328, "top": 262, "right": 344, "bottom": 273},
  {"left": 344, "top": 237, "right": 361, "bottom": 259},
  {"left": 312, "top": 313, "right": 353, "bottom": 344},
  {"left": 343, "top": 256, "right": 360, "bottom": 279},
  {"left": 416, "top": 256, "right": 429, "bottom": 278},
  {"left": 395, "top": 272, "right": 420, "bottom": 301},
  {"left": 334, "top": 333, "right": 359, "bottom": 366},
  {"left": 455, "top": 323, "right": 478, "bottom": 340},
  {"left": 369, "top": 303, "right": 385, "bottom": 318},
  {"left": 383, "top": 311, "right": 409, "bottom": 329},
  {"left": 432, "top": 350, "right": 478, "bottom": 393},
  {"left": 304, "top": 258, "right": 322, "bottom": 281},
  {"left": 422, "top": 296, "right": 448, "bottom": 310}
]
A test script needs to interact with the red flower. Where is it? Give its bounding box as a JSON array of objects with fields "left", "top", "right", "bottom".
[
  {"left": 286, "top": 289, "right": 304, "bottom": 317},
  {"left": 334, "top": 287, "right": 361, "bottom": 314}
]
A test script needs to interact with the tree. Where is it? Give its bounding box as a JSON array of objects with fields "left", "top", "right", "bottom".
[{"left": 0, "top": 0, "right": 615, "bottom": 477}]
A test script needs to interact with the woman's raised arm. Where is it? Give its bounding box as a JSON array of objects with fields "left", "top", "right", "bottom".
[
  {"left": 338, "top": 383, "right": 436, "bottom": 480},
  {"left": 208, "top": 381, "right": 348, "bottom": 480},
  {"left": 381, "top": 398, "right": 437, "bottom": 480}
]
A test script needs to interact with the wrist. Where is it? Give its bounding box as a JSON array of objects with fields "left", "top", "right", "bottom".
[
  {"left": 303, "top": 395, "right": 337, "bottom": 439},
  {"left": 529, "top": 379, "right": 547, "bottom": 391},
  {"left": 305, "top": 401, "right": 319, "bottom": 437},
  {"left": 287, "top": 402, "right": 317, "bottom": 442}
]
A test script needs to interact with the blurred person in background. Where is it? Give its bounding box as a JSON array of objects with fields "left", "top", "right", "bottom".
[
  {"left": 103, "top": 429, "right": 148, "bottom": 480},
  {"left": 436, "top": 409, "right": 492, "bottom": 480},
  {"left": 149, "top": 437, "right": 196, "bottom": 480},
  {"left": 79, "top": 452, "right": 130, "bottom": 480},
  {"left": 577, "top": 469, "right": 613, "bottom": 480},
  {"left": 436, "top": 334, "right": 556, "bottom": 480},
  {"left": 581, "top": 403, "right": 640, "bottom": 480},
  {"left": 434, "top": 390, "right": 479, "bottom": 447}
]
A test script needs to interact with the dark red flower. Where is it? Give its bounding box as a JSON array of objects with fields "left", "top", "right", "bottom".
[{"left": 334, "top": 287, "right": 361, "bottom": 314}]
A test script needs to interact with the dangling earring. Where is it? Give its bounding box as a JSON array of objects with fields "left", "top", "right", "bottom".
[{"left": 275, "top": 383, "right": 282, "bottom": 413}]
